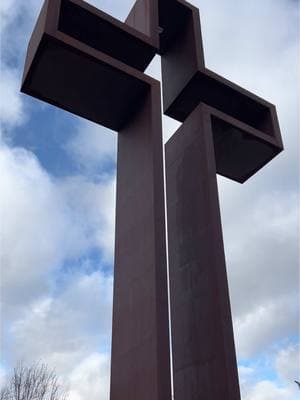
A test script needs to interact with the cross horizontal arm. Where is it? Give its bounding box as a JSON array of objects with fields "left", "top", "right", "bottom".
[
  {"left": 21, "top": 0, "right": 160, "bottom": 131},
  {"left": 160, "top": 0, "right": 283, "bottom": 182}
]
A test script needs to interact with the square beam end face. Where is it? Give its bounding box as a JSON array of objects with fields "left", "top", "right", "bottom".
[
  {"left": 210, "top": 112, "right": 283, "bottom": 183},
  {"left": 21, "top": 34, "right": 150, "bottom": 131}
]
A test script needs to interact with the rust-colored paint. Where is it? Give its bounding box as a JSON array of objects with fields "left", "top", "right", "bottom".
[
  {"left": 165, "top": 104, "right": 241, "bottom": 399},
  {"left": 21, "top": 0, "right": 283, "bottom": 399},
  {"left": 111, "top": 83, "right": 171, "bottom": 400}
]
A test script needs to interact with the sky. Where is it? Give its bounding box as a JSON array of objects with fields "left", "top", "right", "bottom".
[{"left": 0, "top": 0, "right": 299, "bottom": 399}]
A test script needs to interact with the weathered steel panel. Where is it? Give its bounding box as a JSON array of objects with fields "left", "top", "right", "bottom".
[
  {"left": 165, "top": 104, "right": 241, "bottom": 400},
  {"left": 111, "top": 83, "right": 171, "bottom": 400}
]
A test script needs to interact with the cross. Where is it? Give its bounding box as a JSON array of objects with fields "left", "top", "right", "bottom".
[{"left": 21, "top": 1, "right": 283, "bottom": 399}]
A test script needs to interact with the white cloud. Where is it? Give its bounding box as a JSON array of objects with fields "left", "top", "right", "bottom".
[
  {"left": 234, "top": 295, "right": 298, "bottom": 358},
  {"left": 0, "top": 0, "right": 40, "bottom": 59},
  {"left": 238, "top": 365, "right": 256, "bottom": 396},
  {"left": 0, "top": 365, "right": 7, "bottom": 390},
  {"left": 0, "top": 141, "right": 116, "bottom": 397},
  {"left": 239, "top": 351, "right": 300, "bottom": 400},
  {"left": 68, "top": 353, "right": 110, "bottom": 400},
  {"left": 2, "top": 267, "right": 112, "bottom": 399},
  {"left": 0, "top": 0, "right": 18, "bottom": 33},
  {"left": 220, "top": 186, "right": 299, "bottom": 311},
  {"left": 217, "top": 179, "right": 299, "bottom": 358},
  {"left": 1, "top": 147, "right": 79, "bottom": 312},
  {"left": 0, "top": 141, "right": 114, "bottom": 399},
  {"left": 8, "top": 270, "right": 112, "bottom": 367},
  {"left": 0, "top": 0, "right": 45, "bottom": 133},
  {"left": 276, "top": 344, "right": 300, "bottom": 384},
  {"left": 243, "top": 380, "right": 296, "bottom": 400},
  {"left": 0, "top": 67, "right": 25, "bottom": 129},
  {"left": 0, "top": 142, "right": 116, "bottom": 312},
  {"left": 58, "top": 175, "right": 116, "bottom": 263},
  {"left": 1, "top": 145, "right": 73, "bottom": 311},
  {"left": 66, "top": 120, "right": 117, "bottom": 174}
]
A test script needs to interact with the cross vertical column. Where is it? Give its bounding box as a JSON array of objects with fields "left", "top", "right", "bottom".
[
  {"left": 165, "top": 104, "right": 241, "bottom": 399},
  {"left": 110, "top": 82, "right": 171, "bottom": 400}
]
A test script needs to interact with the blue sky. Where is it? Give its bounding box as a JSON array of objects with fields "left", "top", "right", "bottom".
[{"left": 0, "top": 0, "right": 299, "bottom": 399}]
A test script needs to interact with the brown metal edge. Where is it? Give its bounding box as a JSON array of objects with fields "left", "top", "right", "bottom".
[
  {"left": 204, "top": 103, "right": 283, "bottom": 149},
  {"left": 125, "top": 0, "right": 160, "bottom": 48},
  {"left": 67, "top": 0, "right": 158, "bottom": 48}
]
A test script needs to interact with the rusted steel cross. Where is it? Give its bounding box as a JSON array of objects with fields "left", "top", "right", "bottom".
[{"left": 21, "top": 0, "right": 283, "bottom": 399}]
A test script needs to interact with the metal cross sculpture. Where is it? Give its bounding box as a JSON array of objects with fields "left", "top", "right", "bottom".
[{"left": 21, "top": 0, "right": 283, "bottom": 399}]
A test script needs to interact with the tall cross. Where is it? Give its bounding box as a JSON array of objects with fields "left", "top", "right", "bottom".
[{"left": 21, "top": 1, "right": 283, "bottom": 399}]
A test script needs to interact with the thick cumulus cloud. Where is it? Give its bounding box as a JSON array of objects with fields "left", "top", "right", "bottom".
[
  {"left": 1, "top": 0, "right": 117, "bottom": 390},
  {"left": 1, "top": 145, "right": 75, "bottom": 310},
  {"left": 239, "top": 373, "right": 296, "bottom": 400},
  {"left": 243, "top": 381, "right": 296, "bottom": 400},
  {"left": 66, "top": 120, "right": 117, "bottom": 175},
  {"left": 0, "top": 0, "right": 41, "bottom": 60},
  {"left": 0, "top": 140, "right": 115, "bottom": 395},
  {"left": 239, "top": 347, "right": 300, "bottom": 399},
  {"left": 0, "top": 0, "right": 42, "bottom": 134},
  {"left": 68, "top": 353, "right": 110, "bottom": 400},
  {"left": 0, "top": 68, "right": 25, "bottom": 129},
  {"left": 57, "top": 174, "right": 116, "bottom": 262},
  {"left": 0, "top": 144, "right": 115, "bottom": 315},
  {"left": 8, "top": 271, "right": 112, "bottom": 378},
  {"left": 220, "top": 186, "right": 299, "bottom": 357}
]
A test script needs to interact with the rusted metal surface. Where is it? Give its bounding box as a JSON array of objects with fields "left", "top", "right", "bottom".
[
  {"left": 165, "top": 104, "right": 241, "bottom": 399},
  {"left": 111, "top": 83, "right": 171, "bottom": 400},
  {"left": 21, "top": 0, "right": 159, "bottom": 130},
  {"left": 21, "top": 0, "right": 283, "bottom": 399}
]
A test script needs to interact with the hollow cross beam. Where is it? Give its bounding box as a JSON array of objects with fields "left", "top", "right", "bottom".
[{"left": 21, "top": 0, "right": 283, "bottom": 399}]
